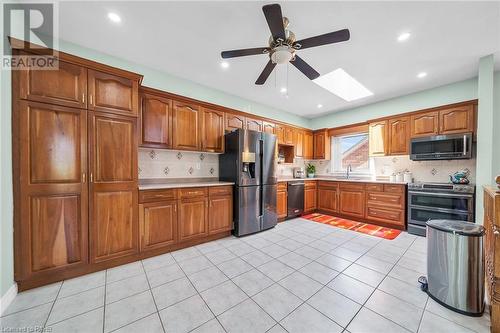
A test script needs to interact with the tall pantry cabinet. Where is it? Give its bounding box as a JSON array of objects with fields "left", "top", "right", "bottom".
[{"left": 12, "top": 49, "right": 142, "bottom": 289}]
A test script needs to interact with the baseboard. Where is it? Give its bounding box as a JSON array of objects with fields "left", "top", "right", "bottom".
[{"left": 0, "top": 283, "right": 18, "bottom": 315}]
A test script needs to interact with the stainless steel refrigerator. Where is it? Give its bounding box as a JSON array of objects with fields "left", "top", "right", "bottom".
[{"left": 219, "top": 129, "right": 277, "bottom": 236}]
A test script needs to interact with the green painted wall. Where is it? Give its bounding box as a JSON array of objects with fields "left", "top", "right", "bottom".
[{"left": 309, "top": 78, "right": 478, "bottom": 129}]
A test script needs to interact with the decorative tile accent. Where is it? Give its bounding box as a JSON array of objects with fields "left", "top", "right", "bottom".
[
  {"left": 149, "top": 150, "right": 157, "bottom": 160},
  {"left": 138, "top": 167, "right": 142, "bottom": 176},
  {"left": 164, "top": 167, "right": 170, "bottom": 175},
  {"left": 199, "top": 154, "right": 205, "bottom": 161},
  {"left": 209, "top": 167, "right": 215, "bottom": 175},
  {"left": 430, "top": 168, "right": 437, "bottom": 176},
  {"left": 177, "top": 152, "right": 183, "bottom": 160},
  {"left": 392, "top": 157, "right": 398, "bottom": 164},
  {"left": 188, "top": 167, "right": 194, "bottom": 175}
]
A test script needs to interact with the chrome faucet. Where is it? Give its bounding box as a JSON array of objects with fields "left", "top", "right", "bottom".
[{"left": 346, "top": 164, "right": 352, "bottom": 179}]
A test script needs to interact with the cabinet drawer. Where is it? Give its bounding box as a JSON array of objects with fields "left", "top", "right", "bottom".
[
  {"left": 367, "top": 192, "right": 404, "bottom": 208},
  {"left": 366, "top": 184, "right": 383, "bottom": 192},
  {"left": 139, "top": 189, "right": 177, "bottom": 203},
  {"left": 384, "top": 184, "right": 405, "bottom": 193},
  {"left": 305, "top": 181, "right": 317, "bottom": 189},
  {"left": 366, "top": 206, "right": 405, "bottom": 225},
  {"left": 278, "top": 182, "right": 288, "bottom": 191},
  {"left": 179, "top": 187, "right": 208, "bottom": 199},
  {"left": 339, "top": 183, "right": 365, "bottom": 191},
  {"left": 318, "top": 181, "right": 338, "bottom": 189},
  {"left": 209, "top": 186, "right": 233, "bottom": 196}
]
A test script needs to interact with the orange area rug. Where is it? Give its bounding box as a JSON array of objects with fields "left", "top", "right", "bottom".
[{"left": 302, "top": 213, "right": 402, "bottom": 240}]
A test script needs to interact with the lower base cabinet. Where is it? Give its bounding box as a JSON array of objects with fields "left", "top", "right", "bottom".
[
  {"left": 208, "top": 194, "right": 233, "bottom": 234},
  {"left": 140, "top": 200, "right": 177, "bottom": 251},
  {"left": 178, "top": 197, "right": 208, "bottom": 241},
  {"left": 277, "top": 183, "right": 288, "bottom": 219},
  {"left": 338, "top": 184, "right": 365, "bottom": 219},
  {"left": 304, "top": 181, "right": 317, "bottom": 213}
]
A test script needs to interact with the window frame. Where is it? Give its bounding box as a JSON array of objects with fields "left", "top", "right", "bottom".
[{"left": 330, "top": 132, "right": 372, "bottom": 175}]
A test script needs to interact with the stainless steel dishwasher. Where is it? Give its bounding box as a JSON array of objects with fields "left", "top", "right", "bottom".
[{"left": 287, "top": 180, "right": 304, "bottom": 219}]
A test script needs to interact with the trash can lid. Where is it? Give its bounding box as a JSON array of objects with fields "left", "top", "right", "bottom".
[{"left": 426, "top": 219, "right": 484, "bottom": 236}]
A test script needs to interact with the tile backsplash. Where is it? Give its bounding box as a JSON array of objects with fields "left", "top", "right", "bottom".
[{"left": 139, "top": 148, "right": 218, "bottom": 179}]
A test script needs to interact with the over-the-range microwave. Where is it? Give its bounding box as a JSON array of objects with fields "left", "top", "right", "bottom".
[{"left": 410, "top": 133, "right": 472, "bottom": 161}]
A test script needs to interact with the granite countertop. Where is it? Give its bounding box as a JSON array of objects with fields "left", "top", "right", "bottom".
[
  {"left": 277, "top": 176, "right": 408, "bottom": 185},
  {"left": 138, "top": 178, "right": 234, "bottom": 190}
]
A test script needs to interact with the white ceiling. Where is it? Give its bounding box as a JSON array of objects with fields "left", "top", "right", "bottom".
[{"left": 55, "top": 1, "right": 500, "bottom": 118}]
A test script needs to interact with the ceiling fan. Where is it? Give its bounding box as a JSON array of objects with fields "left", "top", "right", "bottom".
[{"left": 221, "top": 3, "right": 350, "bottom": 85}]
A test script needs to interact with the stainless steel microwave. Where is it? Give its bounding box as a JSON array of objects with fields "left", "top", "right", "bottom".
[{"left": 410, "top": 133, "right": 472, "bottom": 161}]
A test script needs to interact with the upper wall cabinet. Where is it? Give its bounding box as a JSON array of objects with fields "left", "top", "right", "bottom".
[
  {"left": 410, "top": 111, "right": 439, "bottom": 137},
  {"left": 388, "top": 116, "right": 410, "bottom": 155},
  {"left": 263, "top": 121, "right": 275, "bottom": 134},
  {"left": 225, "top": 113, "right": 246, "bottom": 132},
  {"left": 439, "top": 105, "right": 474, "bottom": 134},
  {"left": 140, "top": 92, "right": 172, "bottom": 148},
  {"left": 275, "top": 124, "right": 285, "bottom": 144},
  {"left": 246, "top": 117, "right": 263, "bottom": 132},
  {"left": 369, "top": 121, "right": 388, "bottom": 156},
  {"left": 172, "top": 101, "right": 201, "bottom": 151},
  {"left": 313, "top": 129, "right": 331, "bottom": 160},
  {"left": 284, "top": 127, "right": 294, "bottom": 145},
  {"left": 304, "top": 131, "right": 314, "bottom": 159},
  {"left": 294, "top": 130, "right": 304, "bottom": 158},
  {"left": 201, "top": 107, "right": 225, "bottom": 153},
  {"left": 19, "top": 56, "right": 87, "bottom": 109},
  {"left": 88, "top": 70, "right": 139, "bottom": 117}
]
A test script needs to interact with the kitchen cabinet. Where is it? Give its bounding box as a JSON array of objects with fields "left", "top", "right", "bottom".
[
  {"left": 388, "top": 117, "right": 410, "bottom": 155},
  {"left": 263, "top": 121, "right": 275, "bottom": 134},
  {"left": 246, "top": 117, "right": 263, "bottom": 132},
  {"left": 140, "top": 92, "right": 172, "bottom": 148},
  {"left": 89, "top": 113, "right": 139, "bottom": 263},
  {"left": 313, "top": 129, "right": 331, "bottom": 160},
  {"left": 304, "top": 181, "right": 317, "bottom": 213},
  {"left": 339, "top": 183, "right": 365, "bottom": 219},
  {"left": 172, "top": 100, "right": 200, "bottom": 151},
  {"left": 208, "top": 186, "right": 233, "bottom": 234},
  {"left": 140, "top": 200, "right": 178, "bottom": 252},
  {"left": 201, "top": 107, "right": 225, "bottom": 153},
  {"left": 368, "top": 121, "right": 388, "bottom": 156},
  {"left": 294, "top": 130, "right": 304, "bottom": 158},
  {"left": 439, "top": 105, "right": 474, "bottom": 134},
  {"left": 178, "top": 197, "right": 208, "bottom": 241},
  {"left": 284, "top": 127, "right": 294, "bottom": 145},
  {"left": 225, "top": 113, "right": 246, "bottom": 132},
  {"left": 277, "top": 183, "right": 288, "bottom": 219},
  {"left": 410, "top": 111, "right": 439, "bottom": 137},
  {"left": 18, "top": 54, "right": 87, "bottom": 109},
  {"left": 88, "top": 69, "right": 139, "bottom": 117},
  {"left": 365, "top": 183, "right": 405, "bottom": 228},
  {"left": 303, "top": 131, "right": 314, "bottom": 159},
  {"left": 317, "top": 181, "right": 338, "bottom": 214},
  {"left": 276, "top": 124, "right": 285, "bottom": 144}
]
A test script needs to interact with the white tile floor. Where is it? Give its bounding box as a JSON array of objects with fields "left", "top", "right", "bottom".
[{"left": 0, "top": 218, "right": 491, "bottom": 333}]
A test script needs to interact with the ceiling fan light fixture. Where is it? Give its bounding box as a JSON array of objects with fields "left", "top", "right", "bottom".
[{"left": 271, "top": 46, "right": 294, "bottom": 64}]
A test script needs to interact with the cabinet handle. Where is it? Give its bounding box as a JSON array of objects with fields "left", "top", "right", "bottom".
[
  {"left": 82, "top": 93, "right": 85, "bottom": 104},
  {"left": 82, "top": 173, "right": 86, "bottom": 183},
  {"left": 89, "top": 94, "right": 93, "bottom": 105},
  {"left": 90, "top": 173, "right": 93, "bottom": 182}
]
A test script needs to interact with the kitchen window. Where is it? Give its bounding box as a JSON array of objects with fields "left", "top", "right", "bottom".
[{"left": 331, "top": 133, "right": 371, "bottom": 174}]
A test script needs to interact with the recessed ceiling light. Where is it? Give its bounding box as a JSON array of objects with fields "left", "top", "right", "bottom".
[
  {"left": 397, "top": 32, "right": 411, "bottom": 42},
  {"left": 417, "top": 72, "right": 427, "bottom": 78},
  {"left": 313, "top": 68, "right": 373, "bottom": 102},
  {"left": 220, "top": 61, "right": 229, "bottom": 69},
  {"left": 107, "top": 12, "right": 121, "bottom": 23},
  {"left": 280, "top": 87, "right": 287, "bottom": 94},
  {"left": 317, "top": 104, "right": 323, "bottom": 109}
]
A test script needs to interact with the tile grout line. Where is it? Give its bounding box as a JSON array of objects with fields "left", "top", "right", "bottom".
[
  {"left": 41, "top": 281, "right": 63, "bottom": 329},
  {"left": 102, "top": 269, "right": 107, "bottom": 333},
  {"left": 139, "top": 260, "right": 167, "bottom": 333}
]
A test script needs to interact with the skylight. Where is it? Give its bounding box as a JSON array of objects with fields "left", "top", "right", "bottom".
[{"left": 313, "top": 68, "right": 373, "bottom": 102}]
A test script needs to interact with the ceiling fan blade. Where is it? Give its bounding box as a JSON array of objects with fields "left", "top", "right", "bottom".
[
  {"left": 221, "top": 47, "right": 270, "bottom": 59},
  {"left": 262, "top": 4, "right": 286, "bottom": 40},
  {"left": 294, "top": 29, "right": 350, "bottom": 50},
  {"left": 255, "top": 60, "right": 276, "bottom": 85},
  {"left": 290, "top": 55, "right": 320, "bottom": 80}
]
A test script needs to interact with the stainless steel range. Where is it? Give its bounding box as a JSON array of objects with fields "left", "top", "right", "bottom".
[{"left": 407, "top": 182, "right": 475, "bottom": 236}]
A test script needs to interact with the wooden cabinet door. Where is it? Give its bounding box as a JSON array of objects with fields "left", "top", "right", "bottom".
[
  {"left": 19, "top": 56, "right": 87, "bottom": 109},
  {"left": 339, "top": 189, "right": 365, "bottom": 219},
  {"left": 439, "top": 105, "right": 474, "bottom": 134},
  {"left": 313, "top": 130, "right": 330, "bottom": 160},
  {"left": 411, "top": 111, "right": 439, "bottom": 137},
  {"left": 225, "top": 113, "right": 245, "bottom": 132},
  {"left": 388, "top": 117, "right": 410, "bottom": 155},
  {"left": 140, "top": 92, "right": 172, "bottom": 148},
  {"left": 294, "top": 130, "right": 304, "bottom": 157},
  {"left": 318, "top": 188, "right": 338, "bottom": 214},
  {"left": 140, "top": 200, "right": 177, "bottom": 251},
  {"left": 369, "top": 121, "right": 388, "bottom": 156},
  {"left": 88, "top": 70, "right": 139, "bottom": 117},
  {"left": 201, "top": 107, "right": 224, "bottom": 153},
  {"left": 263, "top": 121, "right": 275, "bottom": 134},
  {"left": 284, "top": 127, "right": 294, "bottom": 145},
  {"left": 179, "top": 198, "right": 208, "bottom": 241},
  {"left": 172, "top": 100, "right": 200, "bottom": 151},
  {"left": 208, "top": 195, "right": 233, "bottom": 234},
  {"left": 18, "top": 101, "right": 88, "bottom": 279},
  {"left": 246, "top": 117, "right": 263, "bottom": 132},
  {"left": 89, "top": 113, "right": 138, "bottom": 263},
  {"left": 304, "top": 188, "right": 317, "bottom": 213},
  {"left": 277, "top": 190, "right": 287, "bottom": 219},
  {"left": 304, "top": 131, "right": 314, "bottom": 159},
  {"left": 275, "top": 125, "right": 285, "bottom": 144}
]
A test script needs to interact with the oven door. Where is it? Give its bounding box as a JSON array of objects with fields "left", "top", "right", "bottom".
[
  {"left": 408, "top": 191, "right": 473, "bottom": 213},
  {"left": 408, "top": 206, "right": 474, "bottom": 227}
]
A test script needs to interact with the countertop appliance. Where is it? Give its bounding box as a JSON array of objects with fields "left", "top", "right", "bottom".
[
  {"left": 410, "top": 133, "right": 472, "bottom": 161},
  {"left": 293, "top": 167, "right": 305, "bottom": 179},
  {"left": 407, "top": 182, "right": 475, "bottom": 236},
  {"left": 287, "top": 180, "right": 304, "bottom": 219},
  {"left": 219, "top": 129, "right": 277, "bottom": 236},
  {"left": 423, "top": 219, "right": 484, "bottom": 316}
]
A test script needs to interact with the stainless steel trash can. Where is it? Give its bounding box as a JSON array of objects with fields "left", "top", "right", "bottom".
[{"left": 425, "top": 219, "right": 485, "bottom": 316}]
